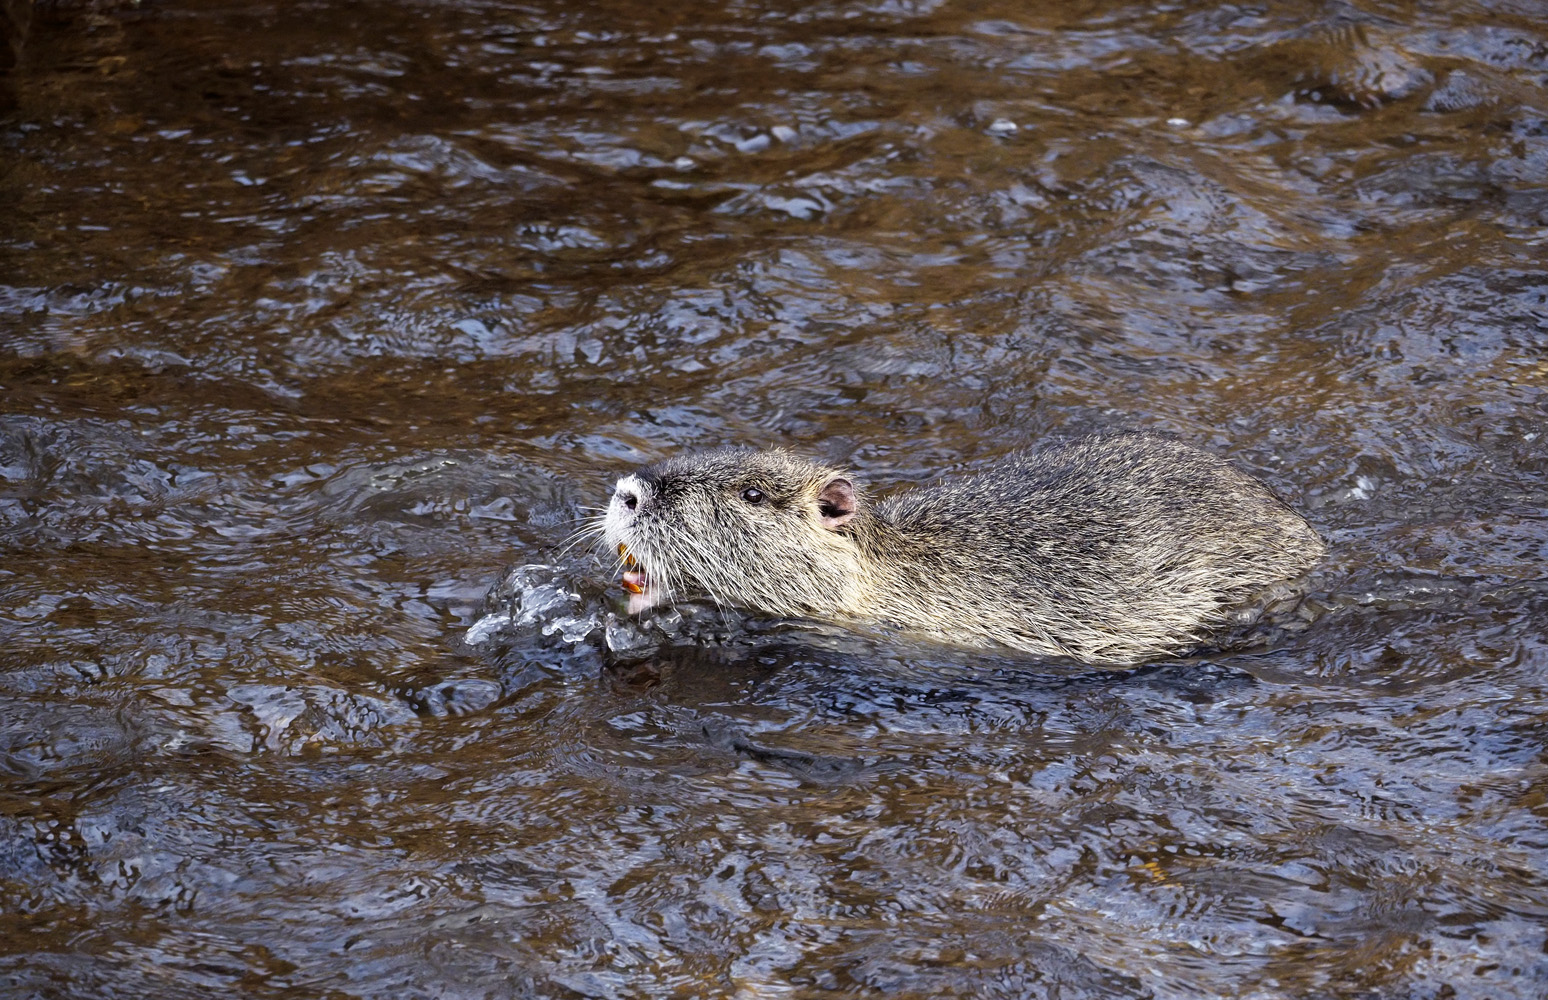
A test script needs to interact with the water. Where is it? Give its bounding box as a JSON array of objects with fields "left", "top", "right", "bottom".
[{"left": 3, "top": 0, "right": 1547, "bottom": 996}]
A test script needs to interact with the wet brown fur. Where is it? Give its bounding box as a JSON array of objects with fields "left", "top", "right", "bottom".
[{"left": 600, "top": 433, "right": 1325, "bottom": 664}]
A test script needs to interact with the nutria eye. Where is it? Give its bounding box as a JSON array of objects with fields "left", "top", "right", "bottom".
[{"left": 740, "top": 487, "right": 766, "bottom": 505}]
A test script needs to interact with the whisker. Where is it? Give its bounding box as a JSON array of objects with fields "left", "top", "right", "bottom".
[
  {"left": 553, "top": 515, "right": 609, "bottom": 560},
  {"left": 668, "top": 530, "right": 738, "bottom": 628}
]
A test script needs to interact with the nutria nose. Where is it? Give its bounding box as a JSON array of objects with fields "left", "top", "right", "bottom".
[{"left": 614, "top": 474, "right": 650, "bottom": 513}]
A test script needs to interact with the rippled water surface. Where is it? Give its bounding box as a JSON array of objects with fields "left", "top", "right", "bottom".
[{"left": 3, "top": 0, "right": 1548, "bottom": 996}]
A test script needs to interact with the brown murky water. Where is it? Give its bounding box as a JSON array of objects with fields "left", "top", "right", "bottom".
[{"left": 3, "top": 0, "right": 1548, "bottom": 996}]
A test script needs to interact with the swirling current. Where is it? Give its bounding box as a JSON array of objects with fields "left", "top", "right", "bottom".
[{"left": 2, "top": 1, "right": 1547, "bottom": 997}]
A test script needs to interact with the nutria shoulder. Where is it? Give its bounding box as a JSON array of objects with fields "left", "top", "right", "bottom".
[{"left": 600, "top": 433, "right": 1323, "bottom": 663}]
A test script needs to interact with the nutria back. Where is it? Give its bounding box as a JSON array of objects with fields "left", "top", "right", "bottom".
[{"left": 601, "top": 433, "right": 1324, "bottom": 663}]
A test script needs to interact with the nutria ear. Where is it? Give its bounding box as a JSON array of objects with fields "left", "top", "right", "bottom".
[{"left": 817, "top": 476, "right": 857, "bottom": 529}]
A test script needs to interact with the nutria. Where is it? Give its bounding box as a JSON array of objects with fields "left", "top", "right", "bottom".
[{"left": 599, "top": 433, "right": 1324, "bottom": 664}]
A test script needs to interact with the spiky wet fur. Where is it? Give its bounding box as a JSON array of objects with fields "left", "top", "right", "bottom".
[{"left": 601, "top": 434, "right": 1325, "bottom": 664}]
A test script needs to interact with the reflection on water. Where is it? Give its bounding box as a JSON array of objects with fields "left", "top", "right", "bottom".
[{"left": 3, "top": 0, "right": 1547, "bottom": 996}]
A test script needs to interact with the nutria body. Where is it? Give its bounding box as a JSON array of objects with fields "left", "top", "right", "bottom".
[{"left": 601, "top": 433, "right": 1324, "bottom": 664}]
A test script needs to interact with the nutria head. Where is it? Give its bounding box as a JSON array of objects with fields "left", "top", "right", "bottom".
[{"left": 601, "top": 449, "right": 867, "bottom": 616}]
